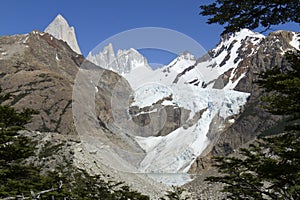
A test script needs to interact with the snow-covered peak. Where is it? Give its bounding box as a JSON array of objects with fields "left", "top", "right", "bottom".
[
  {"left": 104, "top": 43, "right": 115, "bottom": 56},
  {"left": 234, "top": 28, "right": 265, "bottom": 38},
  {"left": 87, "top": 43, "right": 150, "bottom": 75},
  {"left": 124, "top": 28, "right": 266, "bottom": 92},
  {"left": 54, "top": 14, "right": 66, "bottom": 24},
  {"left": 44, "top": 14, "right": 81, "bottom": 54},
  {"left": 213, "top": 28, "right": 265, "bottom": 58},
  {"left": 181, "top": 28, "right": 266, "bottom": 90},
  {"left": 165, "top": 51, "right": 196, "bottom": 72},
  {"left": 220, "top": 28, "right": 264, "bottom": 42},
  {"left": 178, "top": 51, "right": 196, "bottom": 61}
]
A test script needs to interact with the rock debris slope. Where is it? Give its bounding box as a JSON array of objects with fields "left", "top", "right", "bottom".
[
  {"left": 0, "top": 31, "right": 170, "bottom": 199},
  {"left": 1, "top": 13, "right": 299, "bottom": 198}
]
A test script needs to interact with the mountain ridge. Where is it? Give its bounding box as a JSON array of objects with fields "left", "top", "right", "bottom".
[
  {"left": 87, "top": 43, "right": 151, "bottom": 75},
  {"left": 39, "top": 17, "right": 300, "bottom": 183},
  {"left": 45, "top": 14, "right": 82, "bottom": 54},
  {"left": 0, "top": 30, "right": 170, "bottom": 199},
  {"left": 1, "top": 14, "right": 299, "bottom": 195}
]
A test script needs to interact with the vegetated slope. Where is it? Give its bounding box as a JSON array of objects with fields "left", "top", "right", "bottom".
[{"left": 0, "top": 31, "right": 170, "bottom": 198}]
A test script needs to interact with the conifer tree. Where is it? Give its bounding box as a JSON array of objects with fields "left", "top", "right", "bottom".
[
  {"left": 205, "top": 51, "right": 300, "bottom": 199},
  {"left": 258, "top": 50, "right": 300, "bottom": 130},
  {"left": 0, "top": 87, "right": 60, "bottom": 198},
  {"left": 0, "top": 86, "right": 150, "bottom": 199},
  {"left": 201, "top": 1, "right": 300, "bottom": 199},
  {"left": 200, "top": 0, "right": 300, "bottom": 34}
]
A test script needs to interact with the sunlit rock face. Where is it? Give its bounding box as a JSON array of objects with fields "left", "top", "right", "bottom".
[{"left": 45, "top": 14, "right": 82, "bottom": 54}]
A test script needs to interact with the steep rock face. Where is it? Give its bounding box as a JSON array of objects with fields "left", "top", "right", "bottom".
[
  {"left": 189, "top": 30, "right": 300, "bottom": 173},
  {"left": 216, "top": 30, "right": 298, "bottom": 150},
  {"left": 0, "top": 31, "right": 130, "bottom": 137},
  {"left": 87, "top": 43, "right": 150, "bottom": 74},
  {"left": 164, "top": 29, "right": 265, "bottom": 90},
  {"left": 130, "top": 105, "right": 191, "bottom": 137},
  {"left": 0, "top": 32, "right": 168, "bottom": 197},
  {"left": 45, "top": 14, "right": 82, "bottom": 54}
]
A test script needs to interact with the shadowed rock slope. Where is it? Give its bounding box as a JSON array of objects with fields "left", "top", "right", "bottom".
[
  {"left": 0, "top": 31, "right": 172, "bottom": 198},
  {"left": 0, "top": 31, "right": 129, "bottom": 136},
  {"left": 0, "top": 31, "right": 81, "bottom": 134}
]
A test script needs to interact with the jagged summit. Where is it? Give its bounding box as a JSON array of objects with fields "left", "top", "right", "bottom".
[
  {"left": 178, "top": 51, "right": 196, "bottom": 61},
  {"left": 45, "top": 14, "right": 81, "bottom": 54},
  {"left": 87, "top": 43, "right": 150, "bottom": 75},
  {"left": 1, "top": 22, "right": 300, "bottom": 189},
  {"left": 220, "top": 28, "right": 265, "bottom": 41}
]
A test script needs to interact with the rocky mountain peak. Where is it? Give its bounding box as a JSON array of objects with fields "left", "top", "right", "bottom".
[
  {"left": 87, "top": 43, "right": 150, "bottom": 74},
  {"left": 44, "top": 14, "right": 81, "bottom": 54},
  {"left": 2, "top": 13, "right": 300, "bottom": 192},
  {"left": 178, "top": 51, "right": 196, "bottom": 61},
  {"left": 212, "top": 28, "right": 265, "bottom": 58},
  {"left": 264, "top": 30, "right": 300, "bottom": 51},
  {"left": 104, "top": 43, "right": 115, "bottom": 55},
  {"left": 220, "top": 28, "right": 264, "bottom": 42}
]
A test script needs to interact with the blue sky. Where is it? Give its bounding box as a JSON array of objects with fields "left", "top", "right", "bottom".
[{"left": 0, "top": 0, "right": 298, "bottom": 65}]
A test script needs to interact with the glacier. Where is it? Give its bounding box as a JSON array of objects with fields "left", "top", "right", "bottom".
[
  {"left": 83, "top": 29, "right": 265, "bottom": 185},
  {"left": 43, "top": 14, "right": 300, "bottom": 187},
  {"left": 132, "top": 84, "right": 250, "bottom": 178}
]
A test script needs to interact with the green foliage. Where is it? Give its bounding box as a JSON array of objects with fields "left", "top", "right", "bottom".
[
  {"left": 258, "top": 50, "right": 300, "bottom": 124},
  {"left": 205, "top": 51, "right": 300, "bottom": 199},
  {"left": 200, "top": 0, "right": 300, "bottom": 34},
  {"left": 38, "top": 141, "right": 65, "bottom": 159},
  {"left": 0, "top": 87, "right": 150, "bottom": 199},
  {"left": 206, "top": 133, "right": 300, "bottom": 199},
  {"left": 41, "top": 167, "right": 150, "bottom": 200},
  {"left": 160, "top": 186, "right": 188, "bottom": 200},
  {"left": 201, "top": 2, "right": 300, "bottom": 197},
  {"left": 0, "top": 87, "right": 52, "bottom": 198},
  {"left": 0, "top": 87, "right": 9, "bottom": 104}
]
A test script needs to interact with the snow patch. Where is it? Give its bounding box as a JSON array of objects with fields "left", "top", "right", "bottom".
[
  {"left": 55, "top": 53, "right": 60, "bottom": 61},
  {"left": 228, "top": 119, "right": 235, "bottom": 123},
  {"left": 224, "top": 72, "right": 247, "bottom": 90},
  {"left": 22, "top": 36, "right": 29, "bottom": 44},
  {"left": 135, "top": 136, "right": 164, "bottom": 152},
  {"left": 290, "top": 32, "right": 300, "bottom": 50}
]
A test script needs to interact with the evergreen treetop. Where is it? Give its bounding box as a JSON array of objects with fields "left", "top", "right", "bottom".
[{"left": 200, "top": 0, "right": 300, "bottom": 34}]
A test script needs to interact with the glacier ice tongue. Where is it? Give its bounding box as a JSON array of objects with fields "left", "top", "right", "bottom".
[{"left": 132, "top": 84, "right": 250, "bottom": 184}]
